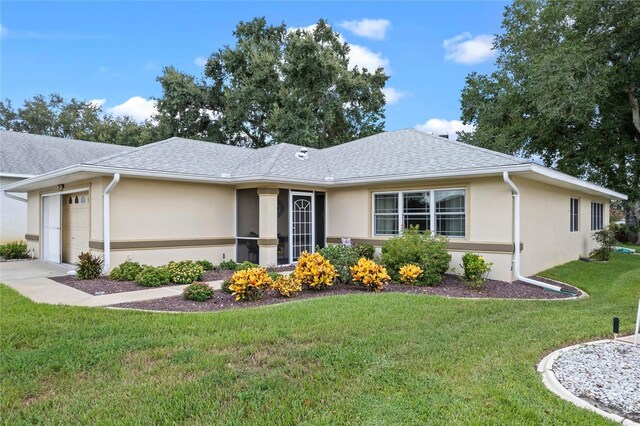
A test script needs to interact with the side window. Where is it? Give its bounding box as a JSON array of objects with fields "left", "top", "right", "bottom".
[
  {"left": 591, "top": 202, "right": 604, "bottom": 231},
  {"left": 570, "top": 198, "right": 579, "bottom": 232}
]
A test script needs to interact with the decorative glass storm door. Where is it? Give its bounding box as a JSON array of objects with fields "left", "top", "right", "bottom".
[{"left": 290, "top": 192, "right": 314, "bottom": 262}]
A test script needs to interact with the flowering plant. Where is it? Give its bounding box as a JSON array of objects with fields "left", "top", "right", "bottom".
[
  {"left": 350, "top": 258, "right": 390, "bottom": 292},
  {"left": 167, "top": 260, "right": 204, "bottom": 284}
]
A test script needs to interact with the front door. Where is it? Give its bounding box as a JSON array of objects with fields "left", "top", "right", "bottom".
[
  {"left": 290, "top": 192, "right": 313, "bottom": 261},
  {"left": 42, "top": 195, "right": 61, "bottom": 263}
]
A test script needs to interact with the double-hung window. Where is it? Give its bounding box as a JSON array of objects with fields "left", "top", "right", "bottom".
[
  {"left": 373, "top": 189, "right": 465, "bottom": 237},
  {"left": 591, "top": 202, "right": 604, "bottom": 231},
  {"left": 570, "top": 198, "right": 579, "bottom": 232}
]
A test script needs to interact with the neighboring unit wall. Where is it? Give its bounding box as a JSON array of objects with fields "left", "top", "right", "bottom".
[
  {"left": 326, "top": 176, "right": 516, "bottom": 281},
  {"left": 516, "top": 176, "right": 610, "bottom": 277},
  {"left": 100, "top": 178, "right": 236, "bottom": 267},
  {"left": 1, "top": 176, "right": 27, "bottom": 244}
]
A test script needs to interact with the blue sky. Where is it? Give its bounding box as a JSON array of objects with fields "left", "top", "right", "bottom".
[{"left": 1, "top": 1, "right": 508, "bottom": 139}]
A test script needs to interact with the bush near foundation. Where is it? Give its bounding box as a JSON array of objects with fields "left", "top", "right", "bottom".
[
  {"left": 399, "top": 264, "right": 423, "bottom": 285},
  {"left": 461, "top": 253, "right": 493, "bottom": 289},
  {"left": 354, "top": 243, "right": 376, "bottom": 260},
  {"left": 0, "top": 241, "right": 29, "bottom": 259},
  {"left": 381, "top": 227, "right": 451, "bottom": 286},
  {"left": 237, "top": 261, "right": 259, "bottom": 271},
  {"left": 221, "top": 279, "right": 233, "bottom": 294},
  {"left": 75, "top": 252, "right": 103, "bottom": 280},
  {"left": 183, "top": 282, "right": 214, "bottom": 301},
  {"left": 135, "top": 266, "right": 171, "bottom": 287},
  {"left": 167, "top": 260, "right": 205, "bottom": 284},
  {"left": 293, "top": 251, "right": 337, "bottom": 290},
  {"left": 218, "top": 260, "right": 237, "bottom": 270},
  {"left": 590, "top": 226, "right": 616, "bottom": 261},
  {"left": 350, "top": 258, "right": 389, "bottom": 292},
  {"left": 195, "top": 260, "right": 215, "bottom": 271},
  {"left": 229, "top": 267, "right": 273, "bottom": 301},
  {"left": 271, "top": 275, "right": 302, "bottom": 298},
  {"left": 317, "top": 244, "right": 359, "bottom": 283},
  {"left": 109, "top": 260, "right": 143, "bottom": 281}
]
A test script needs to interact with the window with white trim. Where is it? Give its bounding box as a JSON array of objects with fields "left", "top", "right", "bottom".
[
  {"left": 373, "top": 189, "right": 465, "bottom": 237},
  {"left": 570, "top": 198, "right": 579, "bottom": 232},
  {"left": 591, "top": 202, "right": 604, "bottom": 231}
]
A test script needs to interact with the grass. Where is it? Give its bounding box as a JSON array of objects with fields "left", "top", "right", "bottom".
[{"left": 2, "top": 254, "right": 639, "bottom": 424}]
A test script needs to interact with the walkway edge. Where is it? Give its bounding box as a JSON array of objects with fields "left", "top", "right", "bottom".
[{"left": 537, "top": 339, "right": 639, "bottom": 425}]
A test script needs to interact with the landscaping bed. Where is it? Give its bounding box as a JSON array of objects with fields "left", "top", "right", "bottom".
[{"left": 109, "top": 274, "right": 579, "bottom": 312}]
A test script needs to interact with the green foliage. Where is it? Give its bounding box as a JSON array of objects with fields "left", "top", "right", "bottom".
[
  {"left": 75, "top": 252, "right": 103, "bottom": 280},
  {"left": 167, "top": 261, "right": 205, "bottom": 284},
  {"left": 0, "top": 93, "right": 165, "bottom": 146},
  {"left": 221, "top": 279, "right": 233, "bottom": 294},
  {"left": 0, "top": 241, "right": 29, "bottom": 259},
  {"left": 460, "top": 253, "right": 493, "bottom": 289},
  {"left": 354, "top": 243, "right": 376, "bottom": 260},
  {"left": 317, "top": 244, "right": 359, "bottom": 283},
  {"left": 459, "top": 0, "right": 640, "bottom": 224},
  {"left": 155, "top": 17, "right": 388, "bottom": 148},
  {"left": 267, "top": 272, "right": 283, "bottom": 281},
  {"left": 195, "top": 259, "right": 215, "bottom": 271},
  {"left": 612, "top": 223, "right": 639, "bottom": 245},
  {"left": 381, "top": 227, "right": 451, "bottom": 286},
  {"left": 236, "top": 261, "right": 259, "bottom": 271},
  {"left": 108, "top": 260, "right": 143, "bottom": 281},
  {"left": 182, "top": 282, "right": 214, "bottom": 302},
  {"left": 135, "top": 266, "right": 171, "bottom": 287},
  {"left": 590, "top": 226, "right": 617, "bottom": 261},
  {"left": 218, "top": 260, "right": 237, "bottom": 270}
]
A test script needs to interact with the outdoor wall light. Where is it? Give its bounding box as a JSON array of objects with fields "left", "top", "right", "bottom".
[
  {"left": 58, "top": 184, "right": 65, "bottom": 191},
  {"left": 613, "top": 317, "right": 620, "bottom": 341}
]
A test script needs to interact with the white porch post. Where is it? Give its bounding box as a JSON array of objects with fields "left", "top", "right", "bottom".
[{"left": 257, "top": 188, "right": 279, "bottom": 266}]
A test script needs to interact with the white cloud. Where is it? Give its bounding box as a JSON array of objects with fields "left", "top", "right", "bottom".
[
  {"left": 194, "top": 56, "right": 207, "bottom": 67},
  {"left": 348, "top": 44, "right": 390, "bottom": 72},
  {"left": 338, "top": 19, "right": 390, "bottom": 40},
  {"left": 443, "top": 32, "right": 496, "bottom": 65},
  {"left": 415, "top": 118, "right": 474, "bottom": 140},
  {"left": 382, "top": 87, "right": 408, "bottom": 105},
  {"left": 88, "top": 99, "right": 106, "bottom": 108},
  {"left": 108, "top": 96, "right": 157, "bottom": 122}
]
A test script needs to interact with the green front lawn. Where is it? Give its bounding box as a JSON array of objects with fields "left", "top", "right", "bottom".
[{"left": 2, "top": 254, "right": 639, "bottom": 424}]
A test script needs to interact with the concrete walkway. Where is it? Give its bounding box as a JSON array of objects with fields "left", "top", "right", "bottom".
[{"left": 0, "top": 260, "right": 221, "bottom": 307}]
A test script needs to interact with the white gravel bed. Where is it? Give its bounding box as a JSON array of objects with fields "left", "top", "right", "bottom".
[{"left": 553, "top": 342, "right": 640, "bottom": 421}]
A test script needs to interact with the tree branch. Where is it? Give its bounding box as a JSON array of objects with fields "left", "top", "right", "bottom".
[{"left": 625, "top": 85, "right": 640, "bottom": 135}]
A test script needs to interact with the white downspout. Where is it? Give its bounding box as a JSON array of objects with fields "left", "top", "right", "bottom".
[
  {"left": 103, "top": 173, "right": 120, "bottom": 273},
  {"left": 503, "top": 171, "right": 564, "bottom": 293}
]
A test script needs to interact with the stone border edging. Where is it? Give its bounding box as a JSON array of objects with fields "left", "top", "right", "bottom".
[{"left": 537, "top": 339, "right": 639, "bottom": 425}]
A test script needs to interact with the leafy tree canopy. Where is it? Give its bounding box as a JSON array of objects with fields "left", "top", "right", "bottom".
[
  {"left": 0, "top": 94, "right": 164, "bottom": 146},
  {"left": 460, "top": 0, "right": 640, "bottom": 224},
  {"left": 155, "top": 17, "right": 389, "bottom": 148}
]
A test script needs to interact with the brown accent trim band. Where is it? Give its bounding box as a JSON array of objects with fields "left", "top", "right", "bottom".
[
  {"left": 89, "top": 238, "right": 236, "bottom": 250},
  {"left": 257, "top": 238, "right": 279, "bottom": 246},
  {"left": 256, "top": 188, "right": 279, "bottom": 195},
  {"left": 25, "top": 234, "right": 39, "bottom": 242},
  {"left": 326, "top": 237, "right": 523, "bottom": 253}
]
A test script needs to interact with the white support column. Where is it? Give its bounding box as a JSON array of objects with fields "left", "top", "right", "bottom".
[{"left": 257, "top": 188, "right": 279, "bottom": 266}]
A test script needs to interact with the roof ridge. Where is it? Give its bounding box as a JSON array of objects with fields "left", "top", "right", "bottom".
[
  {"left": 408, "top": 128, "right": 529, "bottom": 164},
  {"left": 87, "top": 137, "right": 180, "bottom": 166},
  {"left": 0, "top": 129, "right": 136, "bottom": 150},
  {"left": 262, "top": 143, "right": 287, "bottom": 175}
]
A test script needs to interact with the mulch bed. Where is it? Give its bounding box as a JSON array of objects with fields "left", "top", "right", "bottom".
[
  {"left": 108, "top": 275, "right": 581, "bottom": 313},
  {"left": 49, "top": 265, "right": 297, "bottom": 296}
]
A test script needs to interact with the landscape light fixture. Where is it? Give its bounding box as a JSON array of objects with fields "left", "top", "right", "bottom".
[{"left": 613, "top": 317, "right": 620, "bottom": 341}]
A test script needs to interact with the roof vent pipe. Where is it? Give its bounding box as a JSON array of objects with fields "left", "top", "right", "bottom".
[
  {"left": 439, "top": 133, "right": 449, "bottom": 139},
  {"left": 295, "top": 147, "right": 308, "bottom": 160},
  {"left": 502, "top": 171, "right": 570, "bottom": 294}
]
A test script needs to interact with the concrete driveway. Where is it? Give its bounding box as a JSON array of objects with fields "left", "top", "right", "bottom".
[{"left": 0, "top": 260, "right": 192, "bottom": 307}]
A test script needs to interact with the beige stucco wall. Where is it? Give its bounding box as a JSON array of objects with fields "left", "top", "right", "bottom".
[
  {"left": 516, "top": 176, "right": 610, "bottom": 277},
  {"left": 1, "top": 176, "right": 28, "bottom": 244}
]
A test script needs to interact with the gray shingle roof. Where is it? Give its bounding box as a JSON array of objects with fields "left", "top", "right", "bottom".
[
  {"left": 0, "top": 130, "right": 135, "bottom": 175},
  {"left": 6, "top": 129, "right": 530, "bottom": 183}
]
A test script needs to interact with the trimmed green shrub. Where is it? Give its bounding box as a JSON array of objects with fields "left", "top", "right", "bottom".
[
  {"left": 318, "top": 244, "right": 359, "bottom": 283},
  {"left": 75, "top": 252, "right": 103, "bottom": 280},
  {"left": 182, "top": 282, "right": 214, "bottom": 301},
  {"left": 109, "top": 260, "right": 143, "bottom": 281},
  {"left": 195, "top": 259, "right": 215, "bottom": 271},
  {"left": 218, "top": 260, "right": 237, "bottom": 270},
  {"left": 0, "top": 241, "right": 29, "bottom": 259},
  {"left": 460, "top": 253, "right": 493, "bottom": 289},
  {"left": 167, "top": 260, "right": 204, "bottom": 284},
  {"left": 268, "top": 271, "right": 283, "bottom": 281},
  {"left": 221, "top": 279, "right": 233, "bottom": 294},
  {"left": 354, "top": 243, "right": 376, "bottom": 260},
  {"left": 236, "top": 261, "right": 258, "bottom": 271},
  {"left": 381, "top": 227, "right": 451, "bottom": 286},
  {"left": 135, "top": 266, "right": 171, "bottom": 287}
]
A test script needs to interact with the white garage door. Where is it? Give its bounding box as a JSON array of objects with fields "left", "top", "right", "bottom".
[{"left": 62, "top": 192, "right": 90, "bottom": 264}]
